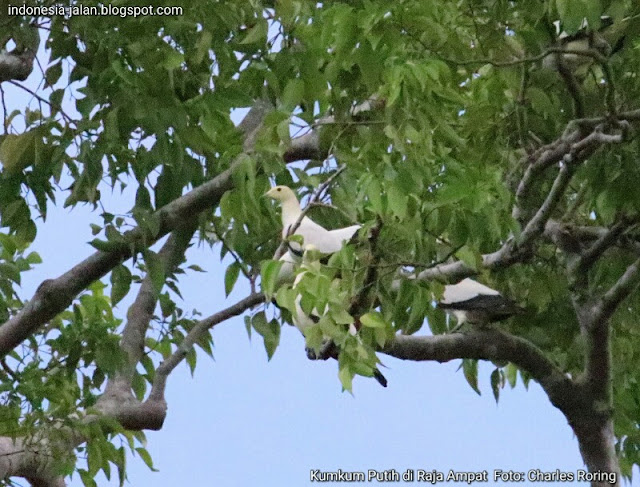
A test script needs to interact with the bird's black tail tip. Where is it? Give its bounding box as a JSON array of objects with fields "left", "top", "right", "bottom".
[{"left": 374, "top": 369, "right": 388, "bottom": 387}]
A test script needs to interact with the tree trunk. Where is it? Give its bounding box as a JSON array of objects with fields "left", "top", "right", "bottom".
[{"left": 572, "top": 415, "right": 620, "bottom": 487}]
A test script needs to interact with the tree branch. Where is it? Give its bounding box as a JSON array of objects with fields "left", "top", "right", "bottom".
[
  {"left": 406, "top": 167, "right": 572, "bottom": 285},
  {"left": 576, "top": 219, "right": 630, "bottom": 273},
  {"left": 594, "top": 257, "right": 640, "bottom": 326},
  {"left": 149, "top": 292, "right": 266, "bottom": 401},
  {"left": 383, "top": 329, "right": 583, "bottom": 417},
  {"left": 0, "top": 93, "right": 387, "bottom": 359},
  {"left": 516, "top": 164, "right": 574, "bottom": 247},
  {"left": 0, "top": 101, "right": 272, "bottom": 358},
  {"left": 125, "top": 221, "right": 197, "bottom": 377}
]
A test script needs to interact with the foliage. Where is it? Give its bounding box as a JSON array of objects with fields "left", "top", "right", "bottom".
[{"left": 2, "top": 0, "right": 640, "bottom": 484}]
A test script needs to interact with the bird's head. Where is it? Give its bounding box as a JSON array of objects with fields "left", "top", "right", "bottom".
[{"left": 263, "top": 185, "right": 297, "bottom": 203}]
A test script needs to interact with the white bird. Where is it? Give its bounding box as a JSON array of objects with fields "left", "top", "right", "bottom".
[
  {"left": 542, "top": 17, "right": 619, "bottom": 72},
  {"left": 288, "top": 247, "right": 387, "bottom": 387},
  {"left": 264, "top": 185, "right": 361, "bottom": 254},
  {"left": 438, "top": 278, "right": 523, "bottom": 329}
]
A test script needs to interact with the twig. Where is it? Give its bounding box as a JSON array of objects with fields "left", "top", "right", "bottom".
[
  {"left": 149, "top": 292, "right": 266, "bottom": 401},
  {"left": 0, "top": 359, "right": 17, "bottom": 381},
  {"left": 576, "top": 219, "right": 632, "bottom": 273},
  {"left": 516, "top": 164, "right": 574, "bottom": 248},
  {"left": 208, "top": 220, "right": 252, "bottom": 280},
  {"left": 9, "top": 81, "right": 75, "bottom": 126},
  {"left": 0, "top": 85, "right": 8, "bottom": 133}
]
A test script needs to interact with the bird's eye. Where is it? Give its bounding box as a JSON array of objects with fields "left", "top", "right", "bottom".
[{"left": 277, "top": 188, "right": 281, "bottom": 191}]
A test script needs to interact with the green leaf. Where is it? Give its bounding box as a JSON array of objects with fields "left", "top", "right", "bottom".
[
  {"left": 506, "top": 363, "right": 518, "bottom": 388},
  {"left": 330, "top": 308, "right": 354, "bottom": 325},
  {"left": 110, "top": 264, "right": 132, "bottom": 306},
  {"left": 245, "top": 315, "right": 252, "bottom": 339},
  {"left": 89, "top": 239, "right": 123, "bottom": 252},
  {"left": 275, "top": 286, "right": 296, "bottom": 313},
  {"left": 45, "top": 60, "right": 63, "bottom": 88},
  {"left": 338, "top": 363, "right": 354, "bottom": 392},
  {"left": 366, "top": 178, "right": 384, "bottom": 214},
  {"left": 240, "top": 20, "right": 267, "bottom": 45},
  {"left": 79, "top": 469, "right": 98, "bottom": 487},
  {"left": 251, "top": 312, "right": 280, "bottom": 360},
  {"left": 87, "top": 440, "right": 104, "bottom": 476},
  {"left": 162, "top": 49, "right": 185, "bottom": 70},
  {"left": 144, "top": 251, "right": 165, "bottom": 295},
  {"left": 455, "top": 246, "right": 482, "bottom": 271},
  {"left": 186, "top": 348, "right": 197, "bottom": 375},
  {"left": 0, "top": 263, "right": 21, "bottom": 284},
  {"left": 135, "top": 447, "right": 157, "bottom": 472},
  {"left": 0, "top": 130, "right": 41, "bottom": 173},
  {"left": 462, "top": 359, "right": 481, "bottom": 395},
  {"left": 556, "top": 0, "right": 588, "bottom": 33},
  {"left": 260, "top": 259, "right": 284, "bottom": 299},
  {"left": 224, "top": 262, "right": 241, "bottom": 297},
  {"left": 387, "top": 184, "right": 408, "bottom": 219},
  {"left": 281, "top": 78, "right": 305, "bottom": 110},
  {"left": 359, "top": 311, "right": 386, "bottom": 328},
  {"left": 528, "top": 87, "right": 555, "bottom": 117}
]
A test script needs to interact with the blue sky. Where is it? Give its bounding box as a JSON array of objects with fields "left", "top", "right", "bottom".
[
  {"left": 18, "top": 178, "right": 591, "bottom": 487},
  {"left": 3, "top": 34, "right": 625, "bottom": 487}
]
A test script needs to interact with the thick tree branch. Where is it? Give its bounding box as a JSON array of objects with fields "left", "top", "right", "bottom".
[
  {"left": 545, "top": 220, "right": 640, "bottom": 257},
  {"left": 27, "top": 477, "right": 66, "bottom": 487},
  {"left": 389, "top": 325, "right": 618, "bottom": 484},
  {"left": 96, "top": 219, "right": 199, "bottom": 439},
  {"left": 0, "top": 102, "right": 271, "bottom": 358},
  {"left": 284, "top": 130, "right": 322, "bottom": 162},
  {"left": 406, "top": 167, "right": 572, "bottom": 285},
  {"left": 0, "top": 434, "right": 71, "bottom": 485},
  {"left": 114, "top": 220, "right": 198, "bottom": 383},
  {"left": 0, "top": 94, "right": 385, "bottom": 358},
  {"left": 517, "top": 164, "right": 574, "bottom": 247},
  {"left": 594, "top": 257, "right": 640, "bottom": 326},
  {"left": 383, "top": 329, "right": 583, "bottom": 416},
  {"left": 576, "top": 219, "right": 630, "bottom": 273}
]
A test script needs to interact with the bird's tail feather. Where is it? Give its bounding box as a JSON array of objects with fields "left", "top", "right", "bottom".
[{"left": 374, "top": 369, "right": 388, "bottom": 387}]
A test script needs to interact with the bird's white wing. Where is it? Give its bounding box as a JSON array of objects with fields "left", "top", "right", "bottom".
[
  {"left": 328, "top": 224, "right": 361, "bottom": 242},
  {"left": 442, "top": 278, "right": 500, "bottom": 304},
  {"left": 291, "top": 217, "right": 357, "bottom": 253}
]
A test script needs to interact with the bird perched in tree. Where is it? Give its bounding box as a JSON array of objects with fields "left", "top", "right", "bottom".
[
  {"left": 264, "top": 186, "right": 386, "bottom": 386},
  {"left": 542, "top": 16, "right": 633, "bottom": 73},
  {"left": 438, "top": 278, "right": 523, "bottom": 330},
  {"left": 264, "top": 185, "right": 361, "bottom": 254}
]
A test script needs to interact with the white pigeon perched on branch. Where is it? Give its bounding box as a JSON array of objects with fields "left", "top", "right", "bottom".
[
  {"left": 264, "top": 185, "right": 361, "bottom": 254},
  {"left": 438, "top": 278, "right": 523, "bottom": 329}
]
